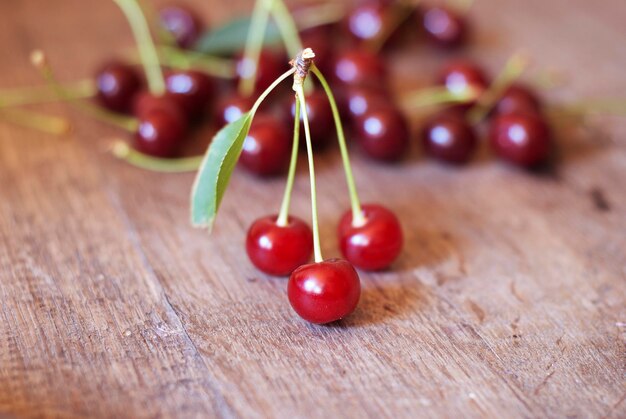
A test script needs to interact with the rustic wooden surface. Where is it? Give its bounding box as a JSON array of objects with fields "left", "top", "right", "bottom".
[{"left": 0, "top": 0, "right": 624, "bottom": 418}]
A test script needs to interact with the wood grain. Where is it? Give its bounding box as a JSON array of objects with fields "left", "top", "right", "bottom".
[{"left": 0, "top": 0, "right": 625, "bottom": 418}]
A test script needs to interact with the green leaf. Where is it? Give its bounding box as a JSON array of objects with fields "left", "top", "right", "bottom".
[
  {"left": 194, "top": 16, "right": 282, "bottom": 55},
  {"left": 190, "top": 112, "right": 253, "bottom": 231}
]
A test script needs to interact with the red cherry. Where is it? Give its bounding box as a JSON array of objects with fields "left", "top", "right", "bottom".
[
  {"left": 134, "top": 108, "right": 187, "bottom": 157},
  {"left": 421, "top": 111, "right": 477, "bottom": 164},
  {"left": 489, "top": 113, "right": 551, "bottom": 167},
  {"left": 493, "top": 84, "right": 542, "bottom": 117},
  {"left": 333, "top": 50, "right": 387, "bottom": 88},
  {"left": 159, "top": 4, "right": 203, "bottom": 49},
  {"left": 353, "top": 107, "right": 410, "bottom": 161},
  {"left": 215, "top": 93, "right": 255, "bottom": 128},
  {"left": 246, "top": 215, "right": 313, "bottom": 276},
  {"left": 288, "top": 259, "right": 361, "bottom": 324},
  {"left": 132, "top": 91, "right": 186, "bottom": 121},
  {"left": 164, "top": 70, "right": 215, "bottom": 120},
  {"left": 437, "top": 60, "right": 489, "bottom": 107},
  {"left": 235, "top": 50, "right": 285, "bottom": 94},
  {"left": 345, "top": 1, "right": 386, "bottom": 42},
  {"left": 422, "top": 6, "right": 468, "bottom": 48},
  {"left": 95, "top": 62, "right": 142, "bottom": 113},
  {"left": 284, "top": 90, "right": 333, "bottom": 150},
  {"left": 338, "top": 85, "right": 390, "bottom": 123},
  {"left": 338, "top": 204, "right": 403, "bottom": 271},
  {"left": 239, "top": 115, "right": 291, "bottom": 176}
]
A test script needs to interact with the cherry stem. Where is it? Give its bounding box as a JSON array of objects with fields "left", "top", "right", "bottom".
[
  {"left": 448, "top": 0, "right": 474, "bottom": 14},
  {"left": 250, "top": 68, "right": 296, "bottom": 117},
  {"left": 0, "top": 108, "right": 70, "bottom": 135},
  {"left": 271, "top": 0, "right": 303, "bottom": 59},
  {"left": 158, "top": 46, "right": 236, "bottom": 79},
  {"left": 370, "top": 0, "right": 417, "bottom": 53},
  {"left": 113, "top": 0, "right": 165, "bottom": 95},
  {"left": 310, "top": 64, "right": 365, "bottom": 227},
  {"left": 467, "top": 52, "right": 529, "bottom": 124},
  {"left": 402, "top": 85, "right": 479, "bottom": 109},
  {"left": 548, "top": 99, "right": 626, "bottom": 117},
  {"left": 0, "top": 80, "right": 95, "bottom": 107},
  {"left": 30, "top": 51, "right": 139, "bottom": 132},
  {"left": 111, "top": 141, "right": 202, "bottom": 172},
  {"left": 239, "top": 0, "right": 274, "bottom": 97},
  {"left": 292, "top": 2, "right": 346, "bottom": 30},
  {"left": 294, "top": 83, "right": 323, "bottom": 263},
  {"left": 276, "top": 96, "right": 300, "bottom": 227}
]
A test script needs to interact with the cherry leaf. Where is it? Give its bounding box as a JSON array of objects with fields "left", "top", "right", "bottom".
[
  {"left": 194, "top": 17, "right": 281, "bottom": 55},
  {"left": 190, "top": 112, "right": 253, "bottom": 231}
]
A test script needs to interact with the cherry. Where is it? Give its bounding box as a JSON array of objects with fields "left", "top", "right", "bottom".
[
  {"left": 246, "top": 215, "right": 313, "bottom": 276},
  {"left": 338, "top": 85, "right": 390, "bottom": 124},
  {"left": 284, "top": 90, "right": 333, "bottom": 150},
  {"left": 422, "top": 5, "right": 468, "bottom": 48},
  {"left": 132, "top": 91, "right": 186, "bottom": 120},
  {"left": 345, "top": 1, "right": 386, "bottom": 43},
  {"left": 215, "top": 93, "right": 255, "bottom": 128},
  {"left": 288, "top": 259, "right": 361, "bottom": 324},
  {"left": 338, "top": 204, "right": 403, "bottom": 271},
  {"left": 332, "top": 50, "right": 387, "bottom": 89},
  {"left": 235, "top": 50, "right": 285, "bottom": 94},
  {"left": 95, "top": 62, "right": 142, "bottom": 113},
  {"left": 489, "top": 112, "right": 551, "bottom": 167},
  {"left": 421, "top": 111, "right": 477, "bottom": 164},
  {"left": 164, "top": 70, "right": 215, "bottom": 120},
  {"left": 353, "top": 107, "right": 410, "bottom": 161},
  {"left": 159, "top": 4, "right": 203, "bottom": 49},
  {"left": 437, "top": 60, "right": 489, "bottom": 106},
  {"left": 493, "top": 84, "right": 542, "bottom": 117},
  {"left": 134, "top": 107, "right": 187, "bottom": 157},
  {"left": 239, "top": 115, "right": 291, "bottom": 176}
]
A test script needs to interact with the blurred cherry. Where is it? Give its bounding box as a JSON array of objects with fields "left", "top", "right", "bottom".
[
  {"left": 284, "top": 90, "right": 333, "bottom": 150},
  {"left": 333, "top": 50, "right": 387, "bottom": 89},
  {"left": 422, "top": 5, "right": 468, "bottom": 48},
  {"left": 215, "top": 93, "right": 255, "bottom": 128},
  {"left": 354, "top": 107, "right": 410, "bottom": 162},
  {"left": 489, "top": 112, "right": 551, "bottom": 167},
  {"left": 493, "top": 84, "right": 542, "bottom": 117},
  {"left": 235, "top": 50, "right": 285, "bottom": 94},
  {"left": 239, "top": 115, "right": 291, "bottom": 176},
  {"left": 134, "top": 108, "right": 187, "bottom": 157},
  {"left": 421, "top": 111, "right": 477, "bottom": 164},
  {"left": 95, "top": 61, "right": 142, "bottom": 113},
  {"left": 164, "top": 70, "right": 215, "bottom": 120},
  {"left": 159, "top": 4, "right": 203, "bottom": 49}
]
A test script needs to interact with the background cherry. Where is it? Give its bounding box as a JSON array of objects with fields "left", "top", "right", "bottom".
[
  {"left": 338, "top": 85, "right": 390, "bottom": 125},
  {"left": 239, "top": 115, "right": 291, "bottom": 176},
  {"left": 215, "top": 93, "right": 255, "bottom": 128},
  {"left": 489, "top": 112, "right": 551, "bottom": 167},
  {"left": 288, "top": 259, "right": 361, "bottom": 324},
  {"left": 164, "top": 70, "right": 215, "bottom": 121},
  {"left": 345, "top": 1, "right": 386, "bottom": 43},
  {"left": 338, "top": 204, "right": 403, "bottom": 271},
  {"left": 353, "top": 107, "right": 410, "bottom": 161},
  {"left": 493, "top": 84, "right": 542, "bottom": 117},
  {"left": 235, "top": 49, "right": 285, "bottom": 94},
  {"left": 332, "top": 50, "right": 387, "bottom": 89},
  {"left": 159, "top": 4, "right": 204, "bottom": 49},
  {"left": 422, "top": 5, "right": 468, "bottom": 48},
  {"left": 421, "top": 111, "right": 477, "bottom": 164},
  {"left": 246, "top": 215, "right": 313, "bottom": 276},
  {"left": 284, "top": 90, "right": 333, "bottom": 150},
  {"left": 95, "top": 61, "right": 142, "bottom": 113},
  {"left": 437, "top": 60, "right": 489, "bottom": 106},
  {"left": 132, "top": 91, "right": 186, "bottom": 121},
  {"left": 134, "top": 107, "right": 187, "bottom": 157}
]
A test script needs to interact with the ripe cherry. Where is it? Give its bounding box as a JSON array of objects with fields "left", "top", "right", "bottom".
[
  {"left": 284, "top": 90, "right": 333, "bottom": 150},
  {"left": 338, "top": 85, "right": 390, "bottom": 124},
  {"left": 333, "top": 50, "right": 387, "bottom": 89},
  {"left": 215, "top": 93, "right": 255, "bottom": 128},
  {"left": 164, "top": 70, "right": 215, "bottom": 120},
  {"left": 421, "top": 111, "right": 477, "bottom": 164},
  {"left": 235, "top": 50, "right": 285, "bottom": 94},
  {"left": 95, "top": 62, "right": 142, "bottom": 113},
  {"left": 134, "top": 107, "right": 187, "bottom": 157},
  {"left": 338, "top": 204, "right": 403, "bottom": 271},
  {"left": 288, "top": 259, "right": 361, "bottom": 324},
  {"left": 345, "top": 1, "right": 386, "bottom": 43},
  {"left": 493, "top": 84, "right": 542, "bottom": 117},
  {"left": 239, "top": 115, "right": 291, "bottom": 176},
  {"left": 159, "top": 4, "right": 203, "bottom": 49},
  {"left": 438, "top": 60, "right": 489, "bottom": 105},
  {"left": 422, "top": 5, "right": 468, "bottom": 48},
  {"left": 353, "top": 107, "right": 410, "bottom": 161},
  {"left": 489, "top": 112, "right": 551, "bottom": 167},
  {"left": 246, "top": 215, "right": 313, "bottom": 276}
]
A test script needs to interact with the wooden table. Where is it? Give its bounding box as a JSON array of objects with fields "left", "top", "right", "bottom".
[{"left": 1, "top": 0, "right": 624, "bottom": 417}]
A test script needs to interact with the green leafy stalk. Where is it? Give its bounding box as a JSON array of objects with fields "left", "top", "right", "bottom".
[
  {"left": 276, "top": 96, "right": 300, "bottom": 227},
  {"left": 112, "top": 141, "right": 202, "bottom": 172},
  {"left": 238, "top": 0, "right": 275, "bottom": 96},
  {"left": 310, "top": 65, "right": 365, "bottom": 227},
  {"left": 113, "top": 0, "right": 165, "bottom": 95},
  {"left": 0, "top": 80, "right": 95, "bottom": 107}
]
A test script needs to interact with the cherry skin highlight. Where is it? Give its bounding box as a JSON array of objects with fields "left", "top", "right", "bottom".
[
  {"left": 164, "top": 70, "right": 215, "bottom": 120},
  {"left": 333, "top": 50, "right": 387, "bottom": 89},
  {"left": 338, "top": 85, "right": 390, "bottom": 125},
  {"left": 246, "top": 215, "right": 313, "bottom": 276},
  {"left": 489, "top": 112, "right": 551, "bottom": 167},
  {"left": 95, "top": 62, "right": 142, "bottom": 113},
  {"left": 288, "top": 259, "right": 361, "bottom": 324},
  {"left": 159, "top": 4, "right": 203, "bottom": 49},
  {"left": 134, "top": 107, "right": 187, "bottom": 157},
  {"left": 493, "top": 84, "right": 542, "bottom": 117},
  {"left": 215, "top": 93, "right": 255, "bottom": 128},
  {"left": 353, "top": 107, "right": 410, "bottom": 162},
  {"left": 345, "top": 1, "right": 386, "bottom": 43},
  {"left": 284, "top": 90, "right": 333, "bottom": 150},
  {"left": 437, "top": 60, "right": 489, "bottom": 107},
  {"left": 421, "top": 111, "right": 477, "bottom": 164},
  {"left": 422, "top": 5, "right": 468, "bottom": 48},
  {"left": 338, "top": 204, "right": 403, "bottom": 271},
  {"left": 239, "top": 115, "right": 291, "bottom": 176}
]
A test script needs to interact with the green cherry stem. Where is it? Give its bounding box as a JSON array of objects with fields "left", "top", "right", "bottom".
[
  {"left": 250, "top": 68, "right": 296, "bottom": 116},
  {"left": 370, "top": 0, "right": 417, "bottom": 53},
  {"left": 467, "top": 52, "right": 529, "bottom": 124},
  {"left": 310, "top": 64, "right": 365, "bottom": 227},
  {"left": 271, "top": 0, "right": 303, "bottom": 59},
  {"left": 0, "top": 108, "right": 71, "bottom": 135},
  {"left": 276, "top": 96, "right": 300, "bottom": 227},
  {"left": 30, "top": 50, "right": 139, "bottom": 132},
  {"left": 402, "top": 85, "right": 479, "bottom": 109},
  {"left": 112, "top": 141, "right": 202, "bottom": 172},
  {"left": 158, "top": 46, "right": 236, "bottom": 79},
  {"left": 239, "top": 0, "right": 274, "bottom": 97},
  {"left": 113, "top": 0, "right": 165, "bottom": 95},
  {"left": 0, "top": 79, "right": 95, "bottom": 107}
]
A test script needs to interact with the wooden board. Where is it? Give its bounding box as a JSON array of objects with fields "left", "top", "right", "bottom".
[{"left": 0, "top": 0, "right": 624, "bottom": 417}]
